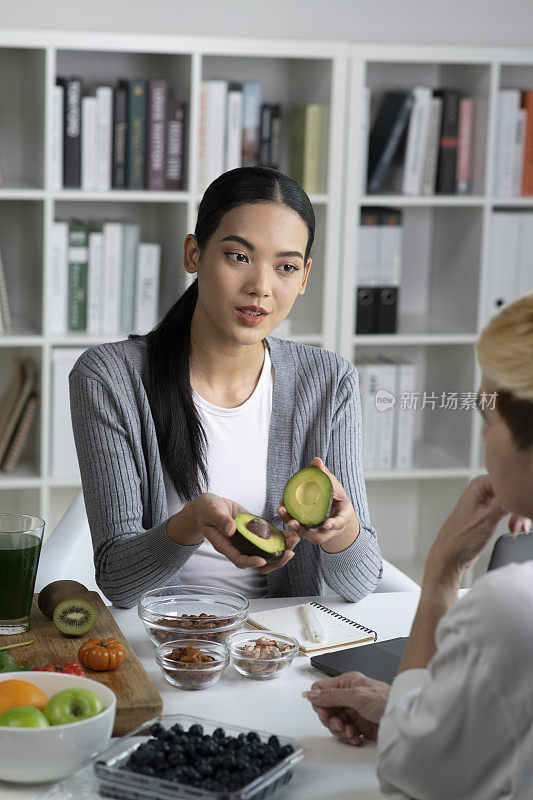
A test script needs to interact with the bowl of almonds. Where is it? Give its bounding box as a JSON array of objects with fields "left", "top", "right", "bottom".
[
  {"left": 155, "top": 640, "right": 229, "bottom": 689},
  {"left": 225, "top": 631, "right": 299, "bottom": 680}
]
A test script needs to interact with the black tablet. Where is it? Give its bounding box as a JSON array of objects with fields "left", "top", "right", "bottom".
[
  {"left": 487, "top": 532, "right": 533, "bottom": 571},
  {"left": 310, "top": 636, "right": 408, "bottom": 684}
]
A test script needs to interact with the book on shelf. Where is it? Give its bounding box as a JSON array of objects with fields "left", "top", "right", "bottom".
[
  {"left": 289, "top": 103, "right": 326, "bottom": 195},
  {"left": 147, "top": 79, "right": 168, "bottom": 191},
  {"left": 434, "top": 89, "right": 461, "bottom": 194},
  {"left": 421, "top": 95, "right": 443, "bottom": 195},
  {"left": 135, "top": 243, "right": 161, "bottom": 334},
  {"left": 355, "top": 208, "right": 380, "bottom": 334},
  {"left": 51, "top": 348, "right": 85, "bottom": 479},
  {"left": 241, "top": 80, "right": 262, "bottom": 167},
  {"left": 0, "top": 246, "right": 12, "bottom": 335},
  {"left": 87, "top": 230, "right": 103, "bottom": 335},
  {"left": 50, "top": 84, "right": 64, "bottom": 190},
  {"left": 81, "top": 95, "right": 97, "bottom": 191},
  {"left": 68, "top": 220, "right": 88, "bottom": 332},
  {"left": 359, "top": 87, "right": 371, "bottom": 195},
  {"left": 95, "top": 86, "right": 113, "bottom": 191},
  {"left": 367, "top": 91, "right": 414, "bottom": 194},
  {"left": 401, "top": 86, "right": 433, "bottom": 196},
  {"left": 101, "top": 221, "right": 124, "bottom": 335},
  {"left": 270, "top": 103, "right": 282, "bottom": 170},
  {"left": 112, "top": 84, "right": 128, "bottom": 189},
  {"left": 198, "top": 80, "right": 227, "bottom": 192},
  {"left": 122, "top": 78, "right": 147, "bottom": 190},
  {"left": 512, "top": 107, "right": 527, "bottom": 197},
  {"left": 521, "top": 91, "right": 533, "bottom": 195},
  {"left": 57, "top": 76, "right": 82, "bottom": 188},
  {"left": 494, "top": 89, "right": 521, "bottom": 198},
  {"left": 166, "top": 100, "right": 186, "bottom": 190},
  {"left": 0, "top": 359, "right": 38, "bottom": 469},
  {"left": 225, "top": 84, "right": 243, "bottom": 172},
  {"left": 49, "top": 221, "right": 69, "bottom": 335},
  {"left": 1, "top": 392, "right": 39, "bottom": 475},
  {"left": 120, "top": 221, "right": 141, "bottom": 333},
  {"left": 259, "top": 103, "right": 273, "bottom": 166},
  {"left": 482, "top": 211, "right": 533, "bottom": 326},
  {"left": 456, "top": 97, "right": 475, "bottom": 195}
]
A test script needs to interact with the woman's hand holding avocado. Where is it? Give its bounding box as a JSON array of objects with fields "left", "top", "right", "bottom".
[
  {"left": 277, "top": 458, "right": 360, "bottom": 553},
  {"left": 168, "top": 493, "right": 298, "bottom": 573}
]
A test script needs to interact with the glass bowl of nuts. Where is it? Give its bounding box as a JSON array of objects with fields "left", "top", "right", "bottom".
[
  {"left": 155, "top": 639, "right": 229, "bottom": 690},
  {"left": 138, "top": 585, "right": 249, "bottom": 646},
  {"left": 225, "top": 631, "right": 299, "bottom": 680}
]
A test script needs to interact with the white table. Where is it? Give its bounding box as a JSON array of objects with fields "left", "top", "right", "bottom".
[{"left": 0, "top": 591, "right": 422, "bottom": 800}]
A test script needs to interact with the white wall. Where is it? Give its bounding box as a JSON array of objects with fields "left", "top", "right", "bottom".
[{"left": 2, "top": 0, "right": 532, "bottom": 46}]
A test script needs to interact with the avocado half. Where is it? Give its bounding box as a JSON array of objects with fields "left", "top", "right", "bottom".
[
  {"left": 283, "top": 466, "right": 333, "bottom": 527},
  {"left": 233, "top": 513, "right": 286, "bottom": 563}
]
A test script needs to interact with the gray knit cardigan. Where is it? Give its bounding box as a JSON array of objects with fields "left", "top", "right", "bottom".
[{"left": 69, "top": 335, "right": 382, "bottom": 607}]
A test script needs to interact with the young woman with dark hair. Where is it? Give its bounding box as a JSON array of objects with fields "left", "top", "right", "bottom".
[{"left": 69, "top": 166, "right": 382, "bottom": 607}]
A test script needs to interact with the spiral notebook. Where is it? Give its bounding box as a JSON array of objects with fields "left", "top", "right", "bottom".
[{"left": 246, "top": 601, "right": 377, "bottom": 654}]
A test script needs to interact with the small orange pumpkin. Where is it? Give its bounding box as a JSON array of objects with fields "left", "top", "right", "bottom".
[{"left": 78, "top": 637, "right": 125, "bottom": 671}]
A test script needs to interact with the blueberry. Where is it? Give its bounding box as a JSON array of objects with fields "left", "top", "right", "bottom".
[
  {"left": 188, "top": 723, "right": 204, "bottom": 736},
  {"left": 213, "top": 727, "right": 225, "bottom": 739},
  {"left": 278, "top": 744, "right": 295, "bottom": 759},
  {"left": 268, "top": 735, "right": 280, "bottom": 750},
  {"left": 168, "top": 750, "right": 186, "bottom": 767},
  {"left": 246, "top": 731, "right": 260, "bottom": 742},
  {"left": 171, "top": 723, "right": 184, "bottom": 735},
  {"left": 149, "top": 723, "right": 165, "bottom": 738}
]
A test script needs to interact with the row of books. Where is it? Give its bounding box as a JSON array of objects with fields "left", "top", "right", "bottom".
[
  {"left": 483, "top": 211, "right": 533, "bottom": 326},
  {"left": 494, "top": 89, "right": 533, "bottom": 197},
  {"left": 356, "top": 356, "right": 418, "bottom": 470},
  {"left": 198, "top": 79, "right": 326, "bottom": 194},
  {"left": 52, "top": 77, "right": 186, "bottom": 191},
  {"left": 356, "top": 208, "right": 402, "bottom": 334},
  {"left": 364, "top": 87, "right": 474, "bottom": 196},
  {"left": 0, "top": 359, "right": 38, "bottom": 474},
  {"left": 0, "top": 248, "right": 12, "bottom": 335},
  {"left": 50, "top": 219, "right": 161, "bottom": 336}
]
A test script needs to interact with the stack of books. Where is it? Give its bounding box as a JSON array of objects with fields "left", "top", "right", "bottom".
[
  {"left": 494, "top": 89, "right": 533, "bottom": 197},
  {"left": 0, "top": 359, "right": 38, "bottom": 474},
  {"left": 50, "top": 219, "right": 161, "bottom": 336},
  {"left": 364, "top": 86, "right": 475, "bottom": 196},
  {"left": 52, "top": 76, "right": 186, "bottom": 191},
  {"left": 356, "top": 356, "right": 418, "bottom": 471},
  {"left": 356, "top": 208, "right": 402, "bottom": 335}
]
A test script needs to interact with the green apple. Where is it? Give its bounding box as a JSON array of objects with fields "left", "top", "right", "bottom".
[
  {"left": 44, "top": 688, "right": 104, "bottom": 725},
  {"left": 0, "top": 705, "right": 50, "bottom": 727}
]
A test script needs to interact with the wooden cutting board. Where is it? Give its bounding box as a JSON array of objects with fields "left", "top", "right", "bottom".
[{"left": 0, "top": 592, "right": 162, "bottom": 736}]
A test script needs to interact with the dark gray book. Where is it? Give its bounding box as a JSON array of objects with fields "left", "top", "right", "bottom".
[{"left": 367, "top": 91, "right": 414, "bottom": 194}]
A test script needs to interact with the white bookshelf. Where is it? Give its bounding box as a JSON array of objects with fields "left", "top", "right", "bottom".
[{"left": 1, "top": 33, "right": 532, "bottom": 583}]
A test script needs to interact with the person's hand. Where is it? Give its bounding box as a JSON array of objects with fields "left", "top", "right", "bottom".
[
  {"left": 302, "top": 671, "right": 390, "bottom": 747},
  {"left": 188, "top": 493, "right": 298, "bottom": 574},
  {"left": 277, "top": 458, "right": 358, "bottom": 551},
  {"left": 423, "top": 474, "right": 531, "bottom": 590}
]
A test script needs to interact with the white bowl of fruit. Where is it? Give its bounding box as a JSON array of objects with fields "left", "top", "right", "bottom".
[{"left": 0, "top": 670, "right": 116, "bottom": 783}]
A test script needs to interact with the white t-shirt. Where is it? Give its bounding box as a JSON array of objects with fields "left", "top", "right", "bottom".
[
  {"left": 164, "top": 348, "right": 273, "bottom": 599},
  {"left": 377, "top": 561, "right": 533, "bottom": 800}
]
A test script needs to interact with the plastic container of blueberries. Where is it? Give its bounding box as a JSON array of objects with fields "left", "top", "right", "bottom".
[{"left": 93, "top": 713, "right": 305, "bottom": 800}]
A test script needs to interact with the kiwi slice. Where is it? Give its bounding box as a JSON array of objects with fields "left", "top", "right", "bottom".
[
  {"left": 38, "top": 580, "right": 91, "bottom": 620},
  {"left": 52, "top": 598, "right": 98, "bottom": 637}
]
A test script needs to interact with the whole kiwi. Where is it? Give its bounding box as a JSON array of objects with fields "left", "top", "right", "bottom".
[{"left": 38, "top": 580, "right": 91, "bottom": 620}]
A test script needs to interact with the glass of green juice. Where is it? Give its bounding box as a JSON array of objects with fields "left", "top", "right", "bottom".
[{"left": 0, "top": 514, "right": 45, "bottom": 634}]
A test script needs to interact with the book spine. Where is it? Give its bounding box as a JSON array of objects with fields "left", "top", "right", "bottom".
[
  {"left": 512, "top": 108, "right": 527, "bottom": 197},
  {"left": 95, "top": 86, "right": 113, "bottom": 191},
  {"left": 241, "top": 81, "right": 262, "bottom": 167},
  {"left": 434, "top": 89, "right": 461, "bottom": 194},
  {"left": 521, "top": 91, "right": 533, "bottom": 195},
  {"left": 259, "top": 104, "right": 273, "bottom": 166},
  {"left": 289, "top": 104, "right": 306, "bottom": 186},
  {"left": 120, "top": 222, "right": 140, "bottom": 333},
  {"left": 395, "top": 361, "right": 418, "bottom": 469},
  {"left": 516, "top": 211, "right": 533, "bottom": 298},
  {"left": 482, "top": 212, "right": 521, "bottom": 326},
  {"left": 81, "top": 96, "right": 97, "bottom": 191},
  {"left": 49, "top": 221, "right": 69, "bottom": 335},
  {"left": 87, "top": 230, "right": 103, "bottom": 335},
  {"left": 1, "top": 393, "right": 38, "bottom": 474},
  {"left": 375, "top": 360, "right": 396, "bottom": 470},
  {"left": 368, "top": 93, "right": 415, "bottom": 194},
  {"left": 50, "top": 85, "right": 64, "bottom": 190},
  {"left": 68, "top": 220, "right": 88, "bottom": 332},
  {"left": 197, "top": 83, "right": 207, "bottom": 192},
  {"left": 165, "top": 100, "right": 186, "bottom": 190},
  {"left": 402, "top": 86, "right": 433, "bottom": 196},
  {"left": 101, "top": 222, "right": 124, "bottom": 334},
  {"left": 112, "top": 86, "right": 128, "bottom": 189},
  {"left": 356, "top": 360, "right": 378, "bottom": 470},
  {"left": 225, "top": 86, "right": 243, "bottom": 172},
  {"left": 494, "top": 89, "right": 520, "bottom": 197},
  {"left": 0, "top": 247, "right": 11, "bottom": 334},
  {"left": 204, "top": 81, "right": 227, "bottom": 189},
  {"left": 60, "top": 77, "right": 82, "bottom": 188},
  {"left": 270, "top": 104, "right": 282, "bottom": 171},
  {"left": 125, "top": 79, "right": 147, "bottom": 190},
  {"left": 147, "top": 79, "right": 168, "bottom": 190},
  {"left": 360, "top": 87, "right": 371, "bottom": 194},
  {"left": 51, "top": 349, "right": 85, "bottom": 478},
  {"left": 356, "top": 208, "right": 380, "bottom": 334},
  {"left": 135, "top": 243, "right": 161, "bottom": 334},
  {"left": 455, "top": 97, "right": 475, "bottom": 194},
  {"left": 302, "top": 104, "right": 324, "bottom": 194},
  {"left": 421, "top": 96, "right": 443, "bottom": 195}
]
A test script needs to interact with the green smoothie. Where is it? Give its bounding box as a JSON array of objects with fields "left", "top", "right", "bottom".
[{"left": 0, "top": 533, "right": 42, "bottom": 620}]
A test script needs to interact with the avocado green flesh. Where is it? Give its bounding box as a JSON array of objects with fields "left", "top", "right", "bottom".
[
  {"left": 283, "top": 466, "right": 333, "bottom": 527},
  {"left": 233, "top": 513, "right": 286, "bottom": 563}
]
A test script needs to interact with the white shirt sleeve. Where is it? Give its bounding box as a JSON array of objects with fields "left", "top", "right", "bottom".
[{"left": 375, "top": 567, "right": 533, "bottom": 800}]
